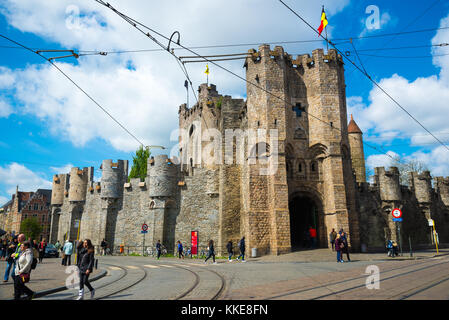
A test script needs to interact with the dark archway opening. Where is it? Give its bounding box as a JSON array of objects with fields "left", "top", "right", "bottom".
[{"left": 289, "top": 195, "right": 320, "bottom": 250}]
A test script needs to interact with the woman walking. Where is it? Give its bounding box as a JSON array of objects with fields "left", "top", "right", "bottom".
[
  {"left": 3, "top": 239, "right": 16, "bottom": 282},
  {"left": 76, "top": 239, "right": 95, "bottom": 300},
  {"left": 204, "top": 240, "right": 216, "bottom": 264},
  {"left": 335, "top": 233, "right": 344, "bottom": 263},
  {"left": 13, "top": 241, "right": 35, "bottom": 300},
  {"left": 38, "top": 238, "right": 47, "bottom": 263}
]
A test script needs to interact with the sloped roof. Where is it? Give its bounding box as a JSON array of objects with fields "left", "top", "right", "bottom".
[{"left": 348, "top": 114, "right": 362, "bottom": 134}]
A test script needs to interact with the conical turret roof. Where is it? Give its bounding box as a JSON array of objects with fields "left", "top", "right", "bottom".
[{"left": 348, "top": 114, "right": 362, "bottom": 134}]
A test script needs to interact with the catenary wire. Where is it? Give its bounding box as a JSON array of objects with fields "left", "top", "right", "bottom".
[
  {"left": 0, "top": 33, "right": 145, "bottom": 148},
  {"left": 278, "top": 0, "right": 449, "bottom": 154},
  {"left": 93, "top": 0, "right": 406, "bottom": 166}
]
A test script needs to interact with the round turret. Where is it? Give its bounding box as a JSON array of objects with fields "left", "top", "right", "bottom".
[
  {"left": 148, "top": 155, "right": 177, "bottom": 198},
  {"left": 101, "top": 160, "right": 125, "bottom": 199},
  {"left": 348, "top": 115, "right": 366, "bottom": 183},
  {"left": 68, "top": 168, "right": 89, "bottom": 202},
  {"left": 51, "top": 174, "right": 66, "bottom": 205},
  {"left": 436, "top": 177, "right": 449, "bottom": 206},
  {"left": 411, "top": 171, "right": 432, "bottom": 204},
  {"left": 375, "top": 167, "right": 401, "bottom": 201}
]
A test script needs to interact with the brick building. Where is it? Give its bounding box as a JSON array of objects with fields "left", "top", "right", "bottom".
[{"left": 0, "top": 187, "right": 52, "bottom": 241}]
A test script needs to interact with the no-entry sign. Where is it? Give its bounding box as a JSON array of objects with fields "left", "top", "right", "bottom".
[{"left": 392, "top": 208, "right": 402, "bottom": 219}]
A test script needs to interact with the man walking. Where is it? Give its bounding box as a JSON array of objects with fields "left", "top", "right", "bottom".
[
  {"left": 156, "top": 240, "right": 162, "bottom": 260},
  {"left": 100, "top": 239, "right": 107, "bottom": 256},
  {"left": 177, "top": 241, "right": 184, "bottom": 259},
  {"left": 236, "top": 236, "right": 246, "bottom": 262},
  {"left": 62, "top": 239, "right": 73, "bottom": 266},
  {"left": 329, "top": 228, "right": 337, "bottom": 251}
]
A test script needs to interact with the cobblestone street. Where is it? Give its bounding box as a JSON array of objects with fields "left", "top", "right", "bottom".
[{"left": 2, "top": 249, "right": 448, "bottom": 300}]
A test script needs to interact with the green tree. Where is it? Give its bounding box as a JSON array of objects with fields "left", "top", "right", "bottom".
[
  {"left": 128, "top": 146, "right": 151, "bottom": 182},
  {"left": 20, "top": 217, "right": 42, "bottom": 240}
]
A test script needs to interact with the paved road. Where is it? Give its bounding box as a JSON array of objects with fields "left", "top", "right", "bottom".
[{"left": 34, "top": 253, "right": 449, "bottom": 300}]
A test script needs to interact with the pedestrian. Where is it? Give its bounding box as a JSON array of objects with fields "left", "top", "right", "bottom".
[
  {"left": 13, "top": 241, "right": 35, "bottom": 300},
  {"left": 76, "top": 239, "right": 95, "bottom": 300},
  {"left": 341, "top": 231, "right": 351, "bottom": 262},
  {"left": 38, "top": 238, "right": 47, "bottom": 263},
  {"left": 237, "top": 236, "right": 246, "bottom": 262},
  {"left": 11, "top": 234, "right": 26, "bottom": 280},
  {"left": 177, "top": 241, "right": 184, "bottom": 259},
  {"left": 54, "top": 240, "right": 61, "bottom": 253},
  {"left": 204, "top": 240, "right": 216, "bottom": 264},
  {"left": 62, "top": 239, "right": 73, "bottom": 266},
  {"left": 0, "top": 239, "right": 5, "bottom": 261},
  {"left": 387, "top": 240, "right": 394, "bottom": 257},
  {"left": 309, "top": 226, "right": 317, "bottom": 249},
  {"left": 335, "top": 233, "right": 344, "bottom": 263},
  {"left": 329, "top": 228, "right": 337, "bottom": 251},
  {"left": 226, "top": 240, "right": 233, "bottom": 262},
  {"left": 100, "top": 239, "right": 107, "bottom": 256},
  {"left": 156, "top": 240, "right": 162, "bottom": 260},
  {"left": 3, "top": 239, "right": 17, "bottom": 282}
]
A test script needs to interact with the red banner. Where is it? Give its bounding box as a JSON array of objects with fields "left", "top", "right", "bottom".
[{"left": 191, "top": 231, "right": 198, "bottom": 255}]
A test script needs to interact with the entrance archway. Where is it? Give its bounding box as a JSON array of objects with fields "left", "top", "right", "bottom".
[{"left": 289, "top": 193, "right": 322, "bottom": 250}]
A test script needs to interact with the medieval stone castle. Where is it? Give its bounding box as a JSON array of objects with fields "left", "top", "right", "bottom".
[{"left": 47, "top": 45, "right": 449, "bottom": 255}]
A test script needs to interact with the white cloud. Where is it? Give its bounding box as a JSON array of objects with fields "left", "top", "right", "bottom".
[
  {"left": 366, "top": 151, "right": 399, "bottom": 171},
  {"left": 0, "top": 0, "right": 350, "bottom": 152},
  {"left": 49, "top": 163, "right": 74, "bottom": 175},
  {"left": 0, "top": 99, "right": 13, "bottom": 117},
  {"left": 0, "top": 163, "right": 52, "bottom": 195},
  {"left": 348, "top": 12, "right": 449, "bottom": 177}
]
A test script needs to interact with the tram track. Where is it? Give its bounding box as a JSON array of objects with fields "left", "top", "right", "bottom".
[
  {"left": 170, "top": 263, "right": 226, "bottom": 300},
  {"left": 264, "top": 256, "right": 449, "bottom": 300}
]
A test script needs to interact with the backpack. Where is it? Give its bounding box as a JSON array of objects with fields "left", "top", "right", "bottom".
[{"left": 31, "top": 257, "right": 37, "bottom": 270}]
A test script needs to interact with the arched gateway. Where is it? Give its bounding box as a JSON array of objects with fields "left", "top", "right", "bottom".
[{"left": 288, "top": 191, "right": 324, "bottom": 250}]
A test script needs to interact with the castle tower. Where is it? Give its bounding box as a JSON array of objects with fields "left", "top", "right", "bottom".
[
  {"left": 410, "top": 171, "right": 433, "bottom": 220},
  {"left": 148, "top": 155, "right": 178, "bottom": 253},
  {"left": 301, "top": 48, "right": 360, "bottom": 250},
  {"left": 374, "top": 167, "right": 402, "bottom": 242},
  {"left": 348, "top": 115, "right": 366, "bottom": 183},
  {"left": 49, "top": 174, "right": 68, "bottom": 243},
  {"left": 244, "top": 45, "right": 292, "bottom": 255},
  {"left": 96, "top": 160, "right": 128, "bottom": 249}
]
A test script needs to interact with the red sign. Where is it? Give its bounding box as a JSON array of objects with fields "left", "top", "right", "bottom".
[
  {"left": 142, "top": 223, "right": 148, "bottom": 231},
  {"left": 191, "top": 231, "right": 198, "bottom": 255},
  {"left": 392, "top": 208, "right": 402, "bottom": 219}
]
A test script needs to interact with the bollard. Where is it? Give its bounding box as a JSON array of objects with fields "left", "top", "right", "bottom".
[
  {"left": 251, "top": 247, "right": 257, "bottom": 258},
  {"left": 409, "top": 236, "right": 413, "bottom": 257}
]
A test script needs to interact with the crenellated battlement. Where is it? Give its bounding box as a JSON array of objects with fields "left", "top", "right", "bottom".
[
  {"left": 374, "top": 167, "right": 401, "bottom": 202},
  {"left": 435, "top": 176, "right": 449, "bottom": 207},
  {"left": 409, "top": 171, "right": 432, "bottom": 204},
  {"left": 101, "top": 159, "right": 128, "bottom": 199}
]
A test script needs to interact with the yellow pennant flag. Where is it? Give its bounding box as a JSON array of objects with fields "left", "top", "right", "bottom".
[{"left": 204, "top": 64, "right": 210, "bottom": 75}]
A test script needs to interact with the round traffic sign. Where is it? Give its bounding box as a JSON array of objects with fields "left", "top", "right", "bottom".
[
  {"left": 392, "top": 208, "right": 402, "bottom": 219},
  {"left": 142, "top": 223, "right": 148, "bottom": 231}
]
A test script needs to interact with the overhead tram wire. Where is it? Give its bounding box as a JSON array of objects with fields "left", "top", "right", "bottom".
[
  {"left": 3, "top": 25, "right": 449, "bottom": 55},
  {"left": 93, "top": 1, "right": 406, "bottom": 166},
  {"left": 345, "top": 0, "right": 443, "bottom": 77},
  {"left": 278, "top": 0, "right": 449, "bottom": 154},
  {"left": 0, "top": 33, "right": 145, "bottom": 148},
  {"left": 93, "top": 1, "right": 199, "bottom": 107}
]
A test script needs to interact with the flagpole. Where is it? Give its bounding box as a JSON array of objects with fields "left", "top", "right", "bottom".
[{"left": 324, "top": 5, "right": 328, "bottom": 51}]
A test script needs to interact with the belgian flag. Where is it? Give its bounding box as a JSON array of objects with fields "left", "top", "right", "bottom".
[{"left": 317, "top": 7, "right": 328, "bottom": 36}]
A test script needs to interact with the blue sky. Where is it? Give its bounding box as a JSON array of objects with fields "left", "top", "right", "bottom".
[{"left": 1, "top": 0, "right": 449, "bottom": 204}]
